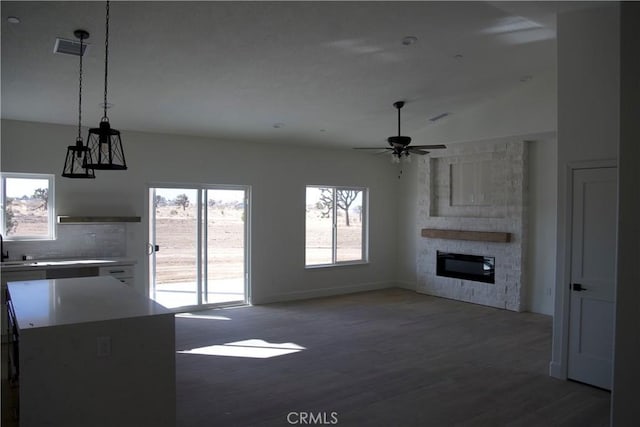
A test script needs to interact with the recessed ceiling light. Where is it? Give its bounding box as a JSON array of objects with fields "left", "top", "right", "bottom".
[
  {"left": 520, "top": 75, "right": 533, "bottom": 82},
  {"left": 7, "top": 16, "right": 20, "bottom": 24},
  {"left": 401, "top": 36, "right": 418, "bottom": 46},
  {"left": 272, "top": 123, "right": 285, "bottom": 129}
]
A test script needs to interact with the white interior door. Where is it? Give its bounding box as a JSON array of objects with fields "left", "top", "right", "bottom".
[{"left": 568, "top": 167, "right": 617, "bottom": 390}]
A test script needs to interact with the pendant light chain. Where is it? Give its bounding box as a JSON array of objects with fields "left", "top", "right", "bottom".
[
  {"left": 78, "top": 33, "right": 84, "bottom": 140},
  {"left": 103, "top": 0, "right": 110, "bottom": 119},
  {"left": 83, "top": 0, "right": 127, "bottom": 171},
  {"left": 63, "top": 28, "right": 95, "bottom": 178}
]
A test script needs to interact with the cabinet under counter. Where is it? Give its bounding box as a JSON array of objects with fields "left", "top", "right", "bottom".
[{"left": 44, "top": 266, "right": 99, "bottom": 279}]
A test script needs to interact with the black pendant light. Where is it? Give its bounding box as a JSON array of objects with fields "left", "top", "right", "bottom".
[
  {"left": 62, "top": 29, "right": 95, "bottom": 179},
  {"left": 85, "top": 1, "right": 127, "bottom": 171}
]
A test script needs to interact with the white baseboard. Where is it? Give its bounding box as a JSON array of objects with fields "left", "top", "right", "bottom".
[
  {"left": 252, "top": 281, "right": 394, "bottom": 305},
  {"left": 549, "top": 360, "right": 565, "bottom": 379}
]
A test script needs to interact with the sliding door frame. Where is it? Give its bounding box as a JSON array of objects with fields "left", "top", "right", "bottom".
[{"left": 148, "top": 182, "right": 251, "bottom": 311}]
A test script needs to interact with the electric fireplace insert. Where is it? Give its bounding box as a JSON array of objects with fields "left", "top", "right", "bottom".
[{"left": 436, "top": 251, "right": 495, "bottom": 284}]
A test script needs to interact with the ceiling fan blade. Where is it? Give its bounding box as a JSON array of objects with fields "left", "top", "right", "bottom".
[
  {"left": 408, "top": 148, "right": 429, "bottom": 155},
  {"left": 409, "top": 144, "right": 446, "bottom": 149},
  {"left": 353, "top": 147, "right": 393, "bottom": 150}
]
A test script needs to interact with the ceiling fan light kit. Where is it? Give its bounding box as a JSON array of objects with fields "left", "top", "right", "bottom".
[
  {"left": 62, "top": 29, "right": 95, "bottom": 179},
  {"left": 353, "top": 100, "right": 446, "bottom": 161},
  {"left": 84, "top": 1, "right": 128, "bottom": 171}
]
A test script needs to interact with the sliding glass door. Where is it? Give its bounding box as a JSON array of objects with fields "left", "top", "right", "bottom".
[
  {"left": 149, "top": 185, "right": 249, "bottom": 309},
  {"left": 205, "top": 189, "right": 247, "bottom": 304}
]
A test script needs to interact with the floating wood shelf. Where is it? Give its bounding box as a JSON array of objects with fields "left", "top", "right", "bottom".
[
  {"left": 421, "top": 228, "right": 511, "bottom": 243},
  {"left": 57, "top": 216, "right": 141, "bottom": 224}
]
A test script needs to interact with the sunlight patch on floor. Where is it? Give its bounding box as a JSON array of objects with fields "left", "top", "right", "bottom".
[
  {"left": 178, "top": 339, "right": 306, "bottom": 359},
  {"left": 175, "top": 313, "right": 232, "bottom": 321}
]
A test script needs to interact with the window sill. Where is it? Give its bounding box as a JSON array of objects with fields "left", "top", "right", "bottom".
[{"left": 4, "top": 236, "right": 56, "bottom": 242}]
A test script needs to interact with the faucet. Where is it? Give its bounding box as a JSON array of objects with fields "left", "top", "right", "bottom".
[{"left": 1, "top": 233, "right": 8, "bottom": 262}]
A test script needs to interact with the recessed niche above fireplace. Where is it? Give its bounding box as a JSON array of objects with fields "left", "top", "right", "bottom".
[
  {"left": 437, "top": 251, "right": 495, "bottom": 284},
  {"left": 430, "top": 154, "right": 507, "bottom": 218}
]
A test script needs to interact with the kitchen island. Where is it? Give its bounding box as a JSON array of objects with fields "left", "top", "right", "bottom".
[{"left": 7, "top": 276, "right": 175, "bottom": 427}]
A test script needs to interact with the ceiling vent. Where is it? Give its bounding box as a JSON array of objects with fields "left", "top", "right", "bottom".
[
  {"left": 53, "top": 37, "right": 89, "bottom": 56},
  {"left": 429, "top": 112, "right": 451, "bottom": 122}
]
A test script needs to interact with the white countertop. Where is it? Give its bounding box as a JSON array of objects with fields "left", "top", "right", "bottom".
[
  {"left": 1, "top": 257, "right": 136, "bottom": 272},
  {"left": 7, "top": 276, "right": 171, "bottom": 330}
]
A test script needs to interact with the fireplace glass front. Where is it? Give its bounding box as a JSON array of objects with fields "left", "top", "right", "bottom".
[{"left": 436, "top": 251, "right": 495, "bottom": 284}]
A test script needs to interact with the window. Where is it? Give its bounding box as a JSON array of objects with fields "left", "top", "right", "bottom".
[
  {"left": 1, "top": 173, "right": 55, "bottom": 240},
  {"left": 305, "top": 186, "right": 368, "bottom": 267}
]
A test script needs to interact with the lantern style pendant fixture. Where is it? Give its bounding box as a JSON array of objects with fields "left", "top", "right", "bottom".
[
  {"left": 62, "top": 29, "right": 95, "bottom": 179},
  {"left": 85, "top": 1, "right": 127, "bottom": 171}
]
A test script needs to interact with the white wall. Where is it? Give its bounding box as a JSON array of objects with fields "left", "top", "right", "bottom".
[
  {"left": 1, "top": 119, "right": 399, "bottom": 303},
  {"left": 411, "top": 70, "right": 557, "bottom": 147},
  {"left": 526, "top": 138, "right": 557, "bottom": 315},
  {"left": 551, "top": 3, "right": 620, "bottom": 379},
  {"left": 612, "top": 3, "right": 640, "bottom": 425}
]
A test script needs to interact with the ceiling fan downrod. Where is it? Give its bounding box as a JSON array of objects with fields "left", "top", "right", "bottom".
[
  {"left": 394, "top": 101, "right": 404, "bottom": 136},
  {"left": 387, "top": 101, "right": 411, "bottom": 147}
]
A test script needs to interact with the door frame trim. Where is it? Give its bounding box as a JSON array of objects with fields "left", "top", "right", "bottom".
[{"left": 551, "top": 159, "right": 617, "bottom": 380}]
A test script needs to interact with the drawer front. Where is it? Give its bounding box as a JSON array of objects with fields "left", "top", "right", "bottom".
[{"left": 99, "top": 265, "right": 134, "bottom": 278}]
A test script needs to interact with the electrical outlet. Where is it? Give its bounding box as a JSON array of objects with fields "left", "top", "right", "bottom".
[{"left": 96, "top": 336, "right": 111, "bottom": 357}]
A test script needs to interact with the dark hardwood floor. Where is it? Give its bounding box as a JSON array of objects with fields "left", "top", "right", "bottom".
[{"left": 175, "top": 288, "right": 610, "bottom": 427}]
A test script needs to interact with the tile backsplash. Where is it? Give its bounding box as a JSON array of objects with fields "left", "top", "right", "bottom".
[{"left": 4, "top": 224, "right": 126, "bottom": 260}]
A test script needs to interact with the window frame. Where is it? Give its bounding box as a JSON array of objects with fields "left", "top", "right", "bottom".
[
  {"left": 1, "top": 172, "right": 56, "bottom": 241},
  {"left": 305, "top": 185, "right": 369, "bottom": 268}
]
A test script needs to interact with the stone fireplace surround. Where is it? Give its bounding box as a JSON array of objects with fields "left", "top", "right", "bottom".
[{"left": 416, "top": 140, "right": 527, "bottom": 312}]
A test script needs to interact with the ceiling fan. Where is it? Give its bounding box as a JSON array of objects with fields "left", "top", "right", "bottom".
[{"left": 354, "top": 101, "right": 446, "bottom": 161}]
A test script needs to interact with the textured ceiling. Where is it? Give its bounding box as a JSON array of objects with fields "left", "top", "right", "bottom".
[{"left": 0, "top": 1, "right": 594, "bottom": 149}]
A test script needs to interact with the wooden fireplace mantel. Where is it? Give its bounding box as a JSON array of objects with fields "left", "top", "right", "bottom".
[{"left": 421, "top": 228, "right": 511, "bottom": 243}]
